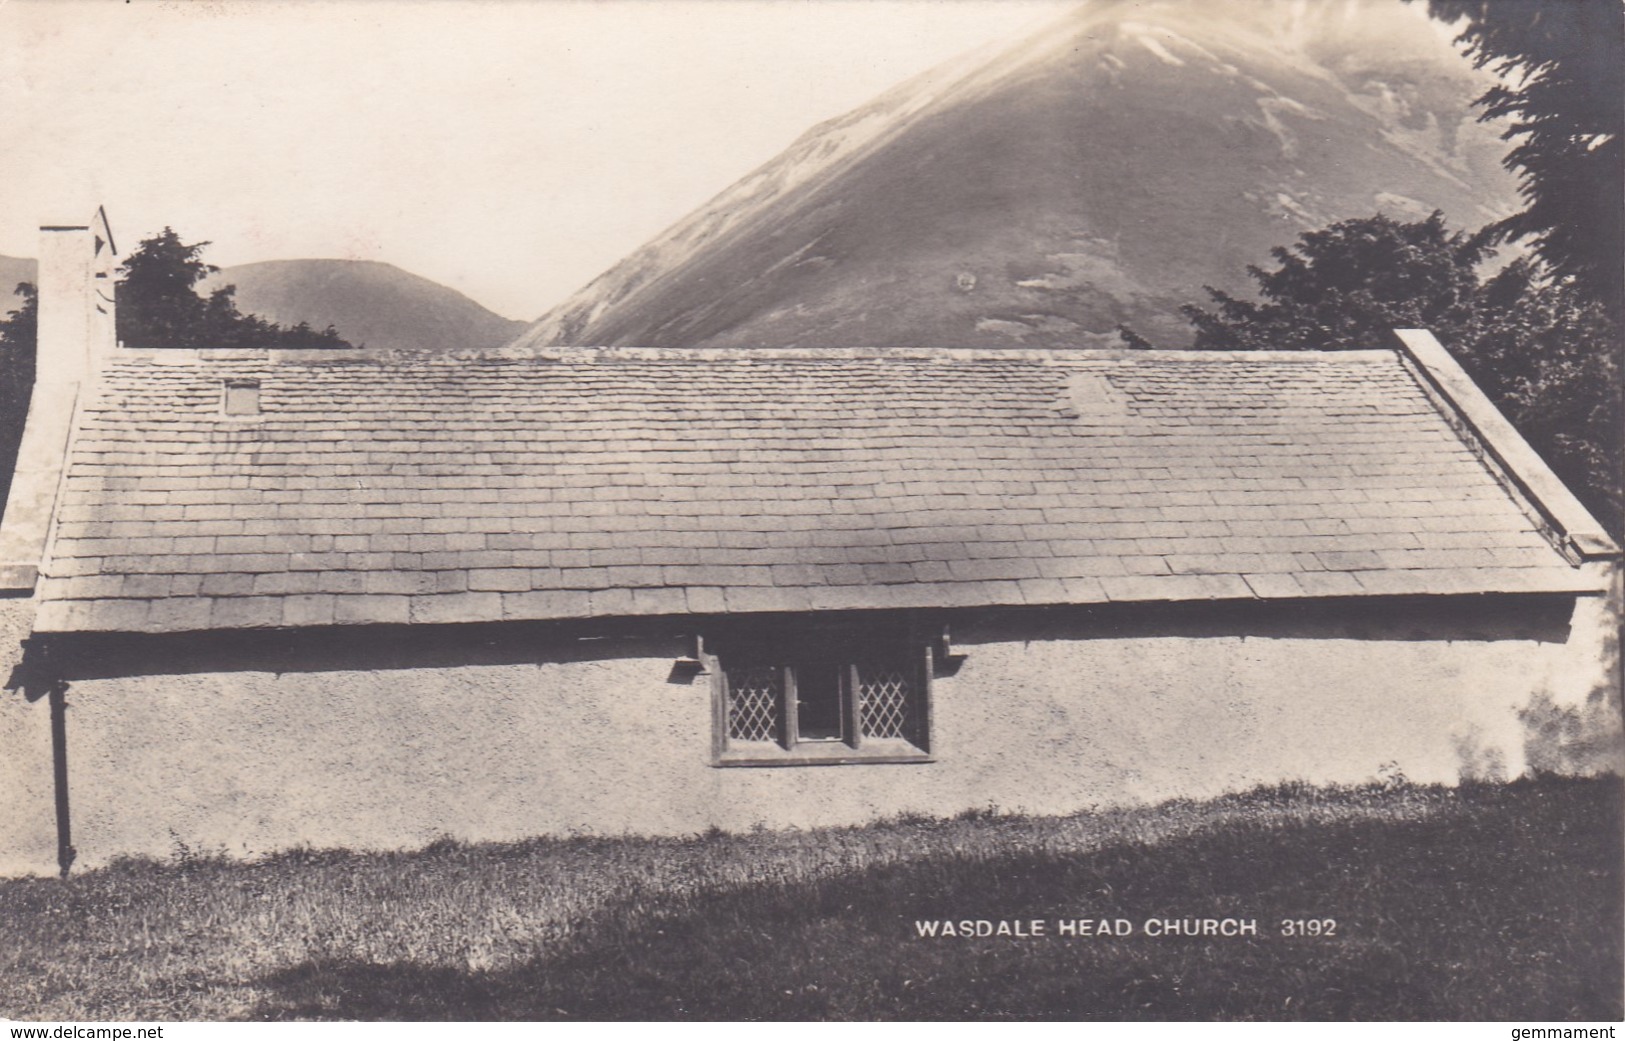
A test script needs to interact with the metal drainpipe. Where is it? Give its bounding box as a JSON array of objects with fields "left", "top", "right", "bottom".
[{"left": 49, "top": 681, "right": 75, "bottom": 879}]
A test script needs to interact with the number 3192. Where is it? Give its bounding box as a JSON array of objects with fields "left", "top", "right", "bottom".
[{"left": 1280, "top": 918, "right": 1337, "bottom": 937}]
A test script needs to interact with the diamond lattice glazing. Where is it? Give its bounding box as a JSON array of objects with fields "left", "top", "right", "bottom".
[
  {"left": 727, "top": 666, "right": 781, "bottom": 743},
  {"left": 858, "top": 663, "right": 911, "bottom": 740}
]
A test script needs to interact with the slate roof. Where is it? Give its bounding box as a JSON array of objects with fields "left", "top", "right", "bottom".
[{"left": 29, "top": 345, "right": 1610, "bottom": 633}]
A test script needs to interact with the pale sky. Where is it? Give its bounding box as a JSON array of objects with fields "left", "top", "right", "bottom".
[{"left": 0, "top": 0, "right": 1075, "bottom": 320}]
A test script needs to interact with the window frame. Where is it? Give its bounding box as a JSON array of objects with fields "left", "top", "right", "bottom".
[{"left": 706, "top": 626, "right": 935, "bottom": 768}]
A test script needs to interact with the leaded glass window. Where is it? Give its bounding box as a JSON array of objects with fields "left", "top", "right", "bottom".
[{"left": 713, "top": 635, "right": 931, "bottom": 764}]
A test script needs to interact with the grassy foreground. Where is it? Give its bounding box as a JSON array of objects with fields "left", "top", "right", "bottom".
[{"left": 1, "top": 776, "right": 1619, "bottom": 1021}]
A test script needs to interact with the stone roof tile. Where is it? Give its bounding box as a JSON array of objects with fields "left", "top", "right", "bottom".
[{"left": 30, "top": 346, "right": 1607, "bottom": 632}]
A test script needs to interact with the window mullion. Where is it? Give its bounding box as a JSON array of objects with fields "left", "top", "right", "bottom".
[
  {"left": 781, "top": 665, "right": 798, "bottom": 749},
  {"left": 917, "top": 641, "right": 933, "bottom": 752},
  {"left": 846, "top": 662, "right": 862, "bottom": 750}
]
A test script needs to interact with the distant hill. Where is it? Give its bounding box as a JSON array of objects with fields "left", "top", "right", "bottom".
[
  {"left": 200, "top": 260, "right": 526, "bottom": 352},
  {"left": 512, "top": 0, "right": 1521, "bottom": 351},
  {"left": 1, "top": 254, "right": 522, "bottom": 351}
]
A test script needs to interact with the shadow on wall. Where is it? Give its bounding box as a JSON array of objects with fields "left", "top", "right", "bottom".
[
  {"left": 1453, "top": 725, "right": 1509, "bottom": 783},
  {"left": 1520, "top": 590, "right": 1623, "bottom": 778},
  {"left": 950, "top": 595, "right": 1579, "bottom": 646},
  {"left": 21, "top": 619, "right": 696, "bottom": 684},
  {"left": 1521, "top": 666, "right": 1624, "bottom": 777},
  {"left": 7, "top": 595, "right": 1583, "bottom": 688},
  {"left": 1520, "top": 684, "right": 1625, "bottom": 776}
]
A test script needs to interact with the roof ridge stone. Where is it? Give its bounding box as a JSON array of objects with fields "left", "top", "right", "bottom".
[{"left": 103, "top": 345, "right": 1402, "bottom": 366}]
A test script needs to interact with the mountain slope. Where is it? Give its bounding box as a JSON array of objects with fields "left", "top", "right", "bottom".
[
  {"left": 513, "top": 0, "right": 1519, "bottom": 350},
  {"left": 201, "top": 260, "right": 525, "bottom": 351}
]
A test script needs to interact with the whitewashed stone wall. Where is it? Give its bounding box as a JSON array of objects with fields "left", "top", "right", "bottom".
[{"left": 0, "top": 592, "right": 1616, "bottom": 875}]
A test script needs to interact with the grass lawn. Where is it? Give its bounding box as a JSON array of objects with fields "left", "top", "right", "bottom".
[{"left": 1, "top": 776, "right": 1619, "bottom": 1021}]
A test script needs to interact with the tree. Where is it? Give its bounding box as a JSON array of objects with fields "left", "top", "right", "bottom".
[
  {"left": 1169, "top": 212, "right": 1620, "bottom": 535},
  {"left": 0, "top": 282, "right": 38, "bottom": 510},
  {"left": 116, "top": 227, "right": 216, "bottom": 348},
  {"left": 1178, "top": 212, "right": 1491, "bottom": 351},
  {"left": 0, "top": 282, "right": 37, "bottom": 368},
  {"left": 1419, "top": 0, "right": 1623, "bottom": 316},
  {"left": 117, "top": 228, "right": 352, "bottom": 350}
]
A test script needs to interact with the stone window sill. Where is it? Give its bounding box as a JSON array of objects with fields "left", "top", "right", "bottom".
[{"left": 714, "top": 738, "right": 933, "bottom": 768}]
